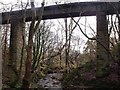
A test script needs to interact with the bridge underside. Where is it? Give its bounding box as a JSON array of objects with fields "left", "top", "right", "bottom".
[
  {"left": 1, "top": 2, "right": 120, "bottom": 77},
  {"left": 1, "top": 2, "right": 120, "bottom": 24}
]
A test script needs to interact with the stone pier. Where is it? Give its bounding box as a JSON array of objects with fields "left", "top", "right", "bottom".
[
  {"left": 96, "top": 12, "right": 109, "bottom": 77},
  {"left": 8, "top": 18, "right": 25, "bottom": 87}
]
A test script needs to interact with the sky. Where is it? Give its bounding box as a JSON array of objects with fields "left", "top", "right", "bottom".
[
  {"left": 1, "top": 0, "right": 118, "bottom": 51},
  {"left": 0, "top": 0, "right": 113, "bottom": 88},
  {"left": 0, "top": 0, "right": 98, "bottom": 11},
  {"left": 0, "top": 0, "right": 119, "bottom": 5},
  {"left": 0, "top": 0, "right": 97, "bottom": 52},
  {"left": 0, "top": 1, "right": 118, "bottom": 89},
  {"left": 0, "top": 0, "right": 96, "bottom": 4}
]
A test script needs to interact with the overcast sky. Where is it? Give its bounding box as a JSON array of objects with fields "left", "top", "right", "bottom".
[
  {"left": 0, "top": 0, "right": 119, "bottom": 4},
  {"left": 0, "top": 0, "right": 118, "bottom": 51},
  {"left": 0, "top": 0, "right": 97, "bottom": 52},
  {"left": 0, "top": 0, "right": 96, "bottom": 4},
  {"left": 0, "top": 0, "right": 98, "bottom": 10}
]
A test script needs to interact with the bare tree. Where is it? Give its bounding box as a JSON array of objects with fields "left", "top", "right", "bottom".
[{"left": 22, "top": 0, "right": 45, "bottom": 88}]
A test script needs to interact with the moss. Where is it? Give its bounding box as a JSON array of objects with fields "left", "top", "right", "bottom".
[
  {"left": 61, "top": 61, "right": 119, "bottom": 88},
  {"left": 96, "top": 67, "right": 110, "bottom": 78},
  {"left": 61, "top": 68, "right": 81, "bottom": 87},
  {"left": 6, "top": 67, "right": 19, "bottom": 88},
  {"left": 61, "top": 62, "right": 95, "bottom": 87},
  {"left": 117, "top": 43, "right": 120, "bottom": 64},
  {"left": 86, "top": 78, "right": 120, "bottom": 88}
]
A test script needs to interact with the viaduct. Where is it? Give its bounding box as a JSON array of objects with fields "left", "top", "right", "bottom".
[{"left": 0, "top": 2, "right": 120, "bottom": 76}]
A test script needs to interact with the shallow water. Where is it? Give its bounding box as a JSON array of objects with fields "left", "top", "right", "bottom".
[{"left": 37, "top": 73, "right": 63, "bottom": 90}]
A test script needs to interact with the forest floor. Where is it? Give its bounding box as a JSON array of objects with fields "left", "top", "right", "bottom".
[
  {"left": 61, "top": 61, "right": 120, "bottom": 89},
  {"left": 2, "top": 61, "right": 120, "bottom": 89},
  {"left": 35, "top": 61, "right": 120, "bottom": 90}
]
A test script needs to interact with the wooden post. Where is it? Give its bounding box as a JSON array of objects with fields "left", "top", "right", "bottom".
[
  {"left": 8, "top": 18, "right": 25, "bottom": 87},
  {"left": 96, "top": 12, "right": 109, "bottom": 78}
]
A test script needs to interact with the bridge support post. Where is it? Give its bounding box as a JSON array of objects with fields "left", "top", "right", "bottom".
[
  {"left": 96, "top": 12, "right": 109, "bottom": 78},
  {"left": 8, "top": 18, "right": 25, "bottom": 87}
]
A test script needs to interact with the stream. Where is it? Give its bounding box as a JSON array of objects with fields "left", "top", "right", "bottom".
[{"left": 37, "top": 73, "right": 63, "bottom": 90}]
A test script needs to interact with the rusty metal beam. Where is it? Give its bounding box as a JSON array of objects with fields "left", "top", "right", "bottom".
[{"left": 1, "top": 2, "right": 120, "bottom": 24}]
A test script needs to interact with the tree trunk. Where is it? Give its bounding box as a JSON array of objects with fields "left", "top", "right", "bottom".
[
  {"left": 117, "top": 13, "right": 120, "bottom": 76},
  {"left": 22, "top": 23, "right": 34, "bottom": 89},
  {"left": 0, "top": 27, "right": 2, "bottom": 90},
  {"left": 65, "top": 18, "right": 68, "bottom": 73},
  {"left": 22, "top": 1, "right": 44, "bottom": 88}
]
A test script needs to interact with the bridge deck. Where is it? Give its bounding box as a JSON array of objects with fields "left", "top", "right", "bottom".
[{"left": 1, "top": 2, "right": 120, "bottom": 24}]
